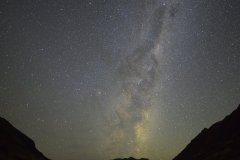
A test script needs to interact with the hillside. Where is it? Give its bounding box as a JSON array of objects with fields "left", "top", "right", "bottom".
[
  {"left": 0, "top": 117, "right": 50, "bottom": 160},
  {"left": 173, "top": 104, "right": 240, "bottom": 160}
]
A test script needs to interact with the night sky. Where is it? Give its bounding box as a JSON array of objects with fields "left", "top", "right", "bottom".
[{"left": 0, "top": 0, "right": 240, "bottom": 160}]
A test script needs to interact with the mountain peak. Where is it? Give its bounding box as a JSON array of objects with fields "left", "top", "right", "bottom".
[
  {"left": 173, "top": 104, "right": 240, "bottom": 160},
  {"left": 113, "top": 157, "right": 149, "bottom": 160},
  {"left": 0, "top": 117, "right": 50, "bottom": 160}
]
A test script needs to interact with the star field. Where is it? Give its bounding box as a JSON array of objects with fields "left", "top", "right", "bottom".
[{"left": 0, "top": 1, "right": 240, "bottom": 160}]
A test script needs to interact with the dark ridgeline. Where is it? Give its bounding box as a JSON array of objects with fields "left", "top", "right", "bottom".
[
  {"left": 173, "top": 104, "right": 240, "bottom": 160},
  {"left": 1, "top": 105, "right": 240, "bottom": 160},
  {"left": 0, "top": 117, "right": 50, "bottom": 160},
  {"left": 113, "top": 157, "right": 149, "bottom": 160}
]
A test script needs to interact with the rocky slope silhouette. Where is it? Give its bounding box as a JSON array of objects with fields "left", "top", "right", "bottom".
[
  {"left": 0, "top": 117, "right": 50, "bottom": 160},
  {"left": 173, "top": 104, "right": 240, "bottom": 160}
]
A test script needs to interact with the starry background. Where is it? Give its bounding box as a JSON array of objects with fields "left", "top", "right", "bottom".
[{"left": 0, "top": 0, "right": 240, "bottom": 160}]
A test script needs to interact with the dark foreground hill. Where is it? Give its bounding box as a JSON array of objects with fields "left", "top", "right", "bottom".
[
  {"left": 173, "top": 104, "right": 240, "bottom": 160},
  {"left": 0, "top": 117, "right": 50, "bottom": 160}
]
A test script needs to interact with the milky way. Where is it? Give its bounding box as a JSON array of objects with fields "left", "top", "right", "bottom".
[
  {"left": 105, "top": 1, "right": 179, "bottom": 157},
  {"left": 0, "top": 1, "right": 240, "bottom": 160}
]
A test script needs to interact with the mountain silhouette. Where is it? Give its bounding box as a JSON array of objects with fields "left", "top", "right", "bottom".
[
  {"left": 113, "top": 157, "right": 149, "bottom": 160},
  {"left": 173, "top": 104, "right": 240, "bottom": 160},
  {"left": 1, "top": 105, "right": 240, "bottom": 160},
  {"left": 0, "top": 117, "right": 50, "bottom": 160}
]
